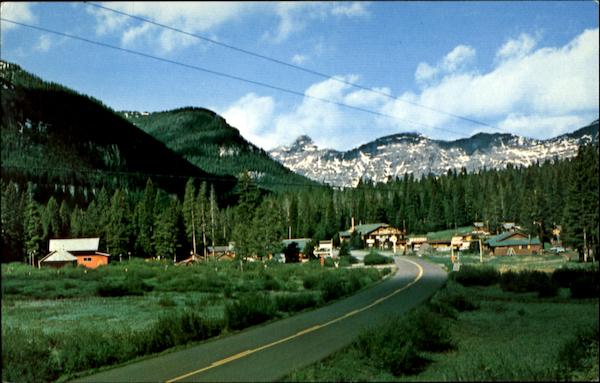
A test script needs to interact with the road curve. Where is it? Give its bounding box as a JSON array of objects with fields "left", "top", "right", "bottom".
[{"left": 73, "top": 257, "right": 446, "bottom": 382}]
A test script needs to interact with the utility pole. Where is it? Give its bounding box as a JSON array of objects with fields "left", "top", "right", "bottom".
[
  {"left": 479, "top": 238, "right": 483, "bottom": 263},
  {"left": 583, "top": 227, "right": 588, "bottom": 263}
]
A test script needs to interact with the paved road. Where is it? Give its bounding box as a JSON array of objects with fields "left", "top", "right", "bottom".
[{"left": 73, "top": 257, "right": 446, "bottom": 382}]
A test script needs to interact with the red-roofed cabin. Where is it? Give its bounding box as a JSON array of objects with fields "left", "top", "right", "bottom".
[{"left": 48, "top": 238, "right": 111, "bottom": 269}]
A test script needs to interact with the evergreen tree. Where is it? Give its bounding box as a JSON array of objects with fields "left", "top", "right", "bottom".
[
  {"left": 24, "top": 183, "right": 43, "bottom": 265},
  {"left": 106, "top": 189, "right": 131, "bottom": 257},
  {"left": 153, "top": 197, "right": 180, "bottom": 260}
]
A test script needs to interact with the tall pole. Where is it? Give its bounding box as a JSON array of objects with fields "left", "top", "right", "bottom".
[{"left": 479, "top": 238, "right": 483, "bottom": 263}]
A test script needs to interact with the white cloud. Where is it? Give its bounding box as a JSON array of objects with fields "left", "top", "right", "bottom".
[
  {"left": 0, "top": 2, "right": 36, "bottom": 31},
  {"left": 264, "top": 2, "right": 369, "bottom": 43},
  {"left": 442, "top": 45, "right": 476, "bottom": 72},
  {"left": 496, "top": 33, "right": 538, "bottom": 61},
  {"left": 331, "top": 2, "right": 369, "bottom": 17},
  {"left": 291, "top": 54, "right": 308, "bottom": 64},
  {"left": 34, "top": 34, "right": 52, "bottom": 52},
  {"left": 221, "top": 93, "right": 276, "bottom": 149},
  {"left": 403, "top": 28, "right": 598, "bottom": 137},
  {"left": 90, "top": 2, "right": 248, "bottom": 53},
  {"left": 415, "top": 44, "right": 476, "bottom": 84},
  {"left": 222, "top": 28, "right": 598, "bottom": 150},
  {"left": 497, "top": 113, "right": 589, "bottom": 138}
]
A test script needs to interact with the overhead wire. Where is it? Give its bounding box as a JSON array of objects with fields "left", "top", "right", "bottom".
[
  {"left": 85, "top": 1, "right": 499, "bottom": 132},
  {"left": 1, "top": 17, "right": 465, "bottom": 137}
]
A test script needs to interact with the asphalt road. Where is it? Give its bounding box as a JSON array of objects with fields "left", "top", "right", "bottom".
[{"left": 73, "top": 256, "right": 446, "bottom": 382}]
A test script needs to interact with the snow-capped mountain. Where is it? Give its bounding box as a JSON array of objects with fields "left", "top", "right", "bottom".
[{"left": 269, "top": 120, "right": 599, "bottom": 188}]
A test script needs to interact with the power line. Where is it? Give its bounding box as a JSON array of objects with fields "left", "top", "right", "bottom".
[
  {"left": 1, "top": 17, "right": 465, "bottom": 137},
  {"left": 85, "top": 1, "right": 498, "bottom": 132}
]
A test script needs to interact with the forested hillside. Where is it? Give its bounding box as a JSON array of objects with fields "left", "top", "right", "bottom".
[
  {"left": 121, "top": 108, "right": 318, "bottom": 191},
  {"left": 0, "top": 60, "right": 236, "bottom": 200},
  {"left": 2, "top": 144, "right": 597, "bottom": 264}
]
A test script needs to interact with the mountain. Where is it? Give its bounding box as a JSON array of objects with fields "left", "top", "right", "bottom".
[
  {"left": 0, "top": 60, "right": 236, "bottom": 198},
  {"left": 269, "top": 120, "right": 599, "bottom": 187},
  {"left": 119, "top": 108, "right": 318, "bottom": 191}
]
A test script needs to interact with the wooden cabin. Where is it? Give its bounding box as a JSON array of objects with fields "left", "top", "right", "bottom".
[
  {"left": 46, "top": 238, "right": 110, "bottom": 269},
  {"left": 485, "top": 231, "right": 542, "bottom": 256},
  {"left": 339, "top": 223, "right": 405, "bottom": 250}
]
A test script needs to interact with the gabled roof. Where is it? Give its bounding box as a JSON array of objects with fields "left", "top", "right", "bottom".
[
  {"left": 40, "top": 250, "right": 78, "bottom": 263},
  {"left": 282, "top": 238, "right": 311, "bottom": 252},
  {"left": 49, "top": 238, "right": 100, "bottom": 252},
  {"left": 340, "top": 223, "right": 389, "bottom": 237},
  {"left": 486, "top": 231, "right": 541, "bottom": 247}
]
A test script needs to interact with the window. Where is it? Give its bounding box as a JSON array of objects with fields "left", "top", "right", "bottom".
[{"left": 83, "top": 257, "right": 92, "bottom": 262}]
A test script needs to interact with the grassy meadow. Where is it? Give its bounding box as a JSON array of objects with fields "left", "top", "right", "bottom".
[
  {"left": 286, "top": 256, "right": 599, "bottom": 382},
  {"left": 1, "top": 258, "right": 390, "bottom": 382}
]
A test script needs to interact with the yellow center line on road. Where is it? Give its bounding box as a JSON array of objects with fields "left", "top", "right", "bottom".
[{"left": 166, "top": 259, "right": 424, "bottom": 383}]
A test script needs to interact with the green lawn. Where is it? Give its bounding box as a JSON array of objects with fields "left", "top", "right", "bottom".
[
  {"left": 285, "top": 259, "right": 599, "bottom": 382},
  {"left": 2, "top": 259, "right": 389, "bottom": 383}
]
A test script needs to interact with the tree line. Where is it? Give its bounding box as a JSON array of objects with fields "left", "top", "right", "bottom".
[{"left": 1, "top": 144, "right": 597, "bottom": 263}]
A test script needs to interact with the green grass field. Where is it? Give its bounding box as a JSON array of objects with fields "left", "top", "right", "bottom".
[
  {"left": 285, "top": 258, "right": 599, "bottom": 382},
  {"left": 2, "top": 259, "right": 389, "bottom": 383}
]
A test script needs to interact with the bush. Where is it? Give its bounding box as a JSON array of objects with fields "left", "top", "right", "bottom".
[
  {"left": 555, "top": 322, "right": 599, "bottom": 380},
  {"left": 570, "top": 274, "right": 599, "bottom": 299},
  {"left": 225, "top": 293, "right": 277, "bottom": 330},
  {"left": 428, "top": 282, "right": 479, "bottom": 318},
  {"left": 500, "top": 270, "right": 558, "bottom": 297},
  {"left": 275, "top": 292, "right": 320, "bottom": 312},
  {"left": 355, "top": 306, "right": 453, "bottom": 376},
  {"left": 97, "top": 277, "right": 152, "bottom": 297},
  {"left": 363, "top": 250, "right": 394, "bottom": 265},
  {"left": 319, "top": 273, "right": 348, "bottom": 302},
  {"left": 143, "top": 311, "right": 223, "bottom": 353},
  {"left": 450, "top": 265, "right": 500, "bottom": 286}
]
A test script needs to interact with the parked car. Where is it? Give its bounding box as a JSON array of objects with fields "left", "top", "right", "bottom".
[{"left": 550, "top": 246, "right": 565, "bottom": 253}]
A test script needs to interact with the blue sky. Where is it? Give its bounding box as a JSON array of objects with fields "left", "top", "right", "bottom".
[{"left": 1, "top": 1, "right": 598, "bottom": 150}]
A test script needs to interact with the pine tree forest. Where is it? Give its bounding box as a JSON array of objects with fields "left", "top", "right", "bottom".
[{"left": 1, "top": 144, "right": 598, "bottom": 264}]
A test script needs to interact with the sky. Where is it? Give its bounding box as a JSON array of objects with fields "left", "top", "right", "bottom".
[{"left": 1, "top": 1, "right": 598, "bottom": 151}]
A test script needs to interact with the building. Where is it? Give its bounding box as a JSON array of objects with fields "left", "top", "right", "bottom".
[
  {"left": 472, "top": 222, "right": 490, "bottom": 235},
  {"left": 38, "top": 249, "right": 78, "bottom": 268},
  {"left": 339, "top": 222, "right": 405, "bottom": 250},
  {"left": 485, "top": 231, "right": 542, "bottom": 256},
  {"left": 45, "top": 238, "right": 110, "bottom": 269},
  {"left": 281, "top": 238, "right": 312, "bottom": 262}
]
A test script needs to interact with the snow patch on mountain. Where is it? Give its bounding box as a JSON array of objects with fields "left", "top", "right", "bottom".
[{"left": 268, "top": 122, "right": 599, "bottom": 188}]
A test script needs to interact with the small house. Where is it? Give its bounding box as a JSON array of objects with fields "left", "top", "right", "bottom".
[
  {"left": 46, "top": 238, "right": 110, "bottom": 269},
  {"left": 281, "top": 238, "right": 312, "bottom": 262},
  {"left": 339, "top": 222, "right": 404, "bottom": 249},
  {"left": 38, "top": 249, "right": 78, "bottom": 268},
  {"left": 485, "top": 231, "right": 542, "bottom": 256}
]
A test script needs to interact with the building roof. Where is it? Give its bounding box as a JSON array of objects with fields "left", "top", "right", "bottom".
[
  {"left": 49, "top": 238, "right": 100, "bottom": 252},
  {"left": 339, "top": 223, "right": 389, "bottom": 238},
  {"left": 282, "top": 238, "right": 312, "bottom": 252},
  {"left": 486, "top": 231, "right": 541, "bottom": 247},
  {"left": 40, "top": 250, "right": 78, "bottom": 263}
]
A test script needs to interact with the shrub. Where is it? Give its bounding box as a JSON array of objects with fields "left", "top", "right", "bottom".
[
  {"left": 275, "top": 292, "right": 320, "bottom": 312},
  {"left": 450, "top": 265, "right": 499, "bottom": 286},
  {"left": 363, "top": 251, "right": 394, "bottom": 265},
  {"left": 303, "top": 273, "right": 321, "bottom": 290},
  {"left": 319, "top": 273, "right": 348, "bottom": 302},
  {"left": 355, "top": 306, "right": 452, "bottom": 376},
  {"left": 500, "top": 270, "right": 558, "bottom": 297},
  {"left": 97, "top": 277, "right": 152, "bottom": 297},
  {"left": 143, "top": 311, "right": 223, "bottom": 353},
  {"left": 158, "top": 296, "right": 177, "bottom": 307},
  {"left": 555, "top": 322, "right": 599, "bottom": 380},
  {"left": 428, "top": 283, "right": 479, "bottom": 318},
  {"left": 225, "top": 293, "right": 277, "bottom": 330},
  {"left": 570, "top": 274, "right": 599, "bottom": 299}
]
